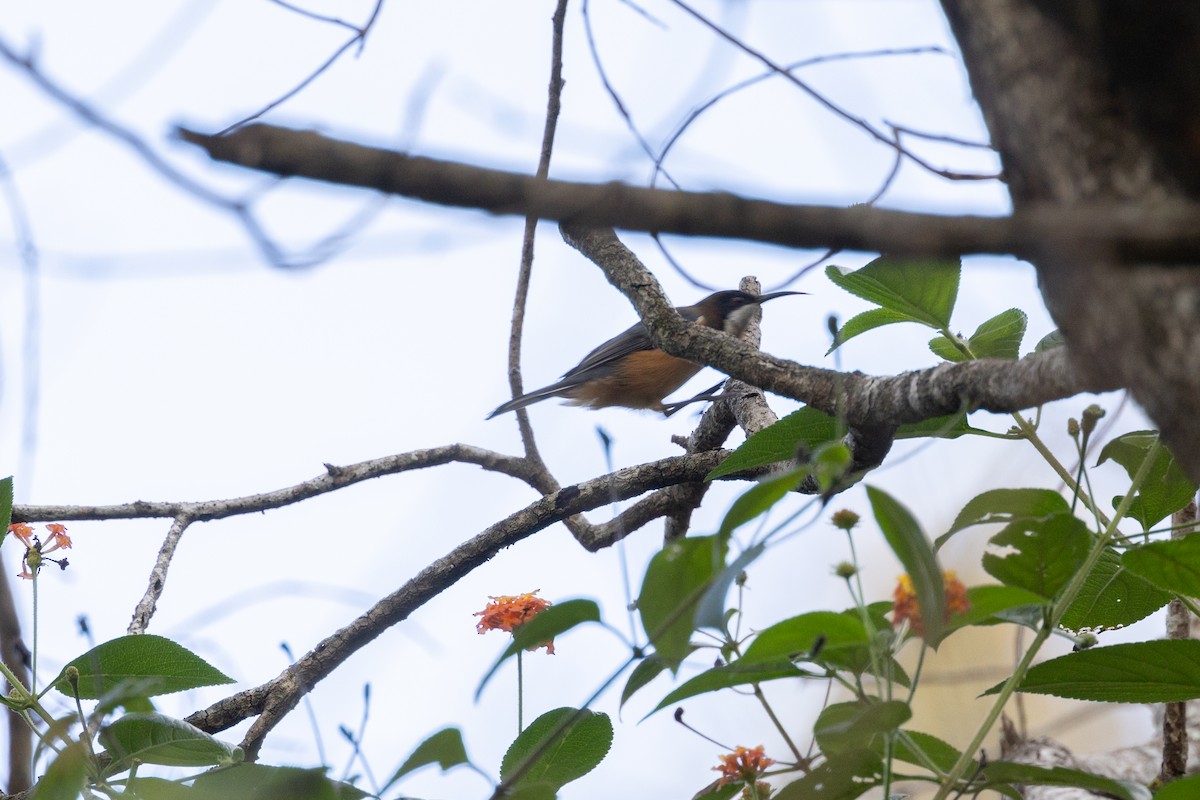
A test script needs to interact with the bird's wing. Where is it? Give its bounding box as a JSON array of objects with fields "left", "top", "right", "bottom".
[{"left": 560, "top": 306, "right": 703, "bottom": 382}]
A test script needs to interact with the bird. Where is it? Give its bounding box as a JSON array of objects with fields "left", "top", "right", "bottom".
[{"left": 487, "top": 289, "right": 802, "bottom": 418}]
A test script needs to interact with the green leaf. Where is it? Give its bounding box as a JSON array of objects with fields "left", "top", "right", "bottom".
[
  {"left": 940, "top": 488, "right": 1071, "bottom": 547},
  {"left": 928, "top": 333, "right": 967, "bottom": 362},
  {"left": 967, "top": 308, "right": 1027, "bottom": 360},
  {"left": 868, "top": 486, "right": 947, "bottom": 646},
  {"left": 889, "top": 730, "right": 968, "bottom": 774},
  {"left": 1123, "top": 535, "right": 1200, "bottom": 597},
  {"left": 979, "top": 761, "right": 1150, "bottom": 800},
  {"left": 99, "top": 713, "right": 242, "bottom": 772},
  {"left": 54, "top": 635, "right": 233, "bottom": 701},
  {"left": 691, "top": 780, "right": 741, "bottom": 800},
  {"left": 1098, "top": 431, "right": 1197, "bottom": 531},
  {"left": 477, "top": 600, "right": 600, "bottom": 697},
  {"left": 192, "top": 764, "right": 368, "bottom": 800},
  {"left": 1154, "top": 774, "right": 1200, "bottom": 800},
  {"left": 123, "top": 777, "right": 196, "bottom": 800},
  {"left": 639, "top": 536, "right": 725, "bottom": 669},
  {"left": 717, "top": 470, "right": 805, "bottom": 539},
  {"left": 981, "top": 513, "right": 1091, "bottom": 599},
  {"left": 743, "top": 609, "right": 909, "bottom": 685},
  {"left": 649, "top": 659, "right": 811, "bottom": 715},
  {"left": 500, "top": 707, "right": 612, "bottom": 793},
  {"left": 826, "top": 256, "right": 960, "bottom": 339},
  {"left": 695, "top": 543, "right": 766, "bottom": 631},
  {"left": 0, "top": 477, "right": 12, "bottom": 548},
  {"left": 1060, "top": 547, "right": 1170, "bottom": 632},
  {"left": 385, "top": 727, "right": 471, "bottom": 789},
  {"left": 31, "top": 742, "right": 90, "bottom": 800},
  {"left": 707, "top": 406, "right": 838, "bottom": 480},
  {"left": 832, "top": 307, "right": 924, "bottom": 352},
  {"left": 814, "top": 700, "right": 911, "bottom": 755},
  {"left": 943, "top": 585, "right": 1047, "bottom": 632},
  {"left": 994, "top": 640, "right": 1200, "bottom": 703},
  {"left": 895, "top": 411, "right": 986, "bottom": 440},
  {"left": 620, "top": 654, "right": 675, "bottom": 709},
  {"left": 1033, "top": 329, "right": 1065, "bottom": 353},
  {"left": 774, "top": 748, "right": 881, "bottom": 800}
]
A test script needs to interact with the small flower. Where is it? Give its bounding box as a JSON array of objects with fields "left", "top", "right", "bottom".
[
  {"left": 834, "top": 561, "right": 857, "bottom": 579},
  {"left": 891, "top": 571, "right": 970, "bottom": 637},
  {"left": 830, "top": 509, "right": 860, "bottom": 531},
  {"left": 714, "top": 745, "right": 775, "bottom": 789},
  {"left": 474, "top": 591, "right": 554, "bottom": 654},
  {"left": 7, "top": 523, "right": 72, "bottom": 580}
]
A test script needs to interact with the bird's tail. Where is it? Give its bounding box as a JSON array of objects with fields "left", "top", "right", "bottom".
[{"left": 487, "top": 382, "right": 572, "bottom": 419}]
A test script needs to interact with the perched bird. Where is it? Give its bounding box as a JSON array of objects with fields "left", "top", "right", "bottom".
[{"left": 488, "top": 289, "right": 801, "bottom": 418}]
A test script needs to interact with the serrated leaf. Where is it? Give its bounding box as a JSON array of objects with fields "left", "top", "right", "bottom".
[
  {"left": 639, "top": 536, "right": 724, "bottom": 669},
  {"left": 928, "top": 332, "right": 967, "bottom": 362},
  {"left": 990, "top": 640, "right": 1200, "bottom": 703},
  {"left": 707, "top": 406, "right": 838, "bottom": 480},
  {"left": 830, "top": 307, "right": 922, "bottom": 352},
  {"left": 691, "top": 779, "right": 741, "bottom": 800},
  {"left": 500, "top": 707, "right": 612, "bottom": 792},
  {"left": 968, "top": 308, "right": 1027, "bottom": 360},
  {"left": 941, "top": 488, "right": 1071, "bottom": 545},
  {"left": 100, "top": 713, "right": 241, "bottom": 772},
  {"left": 774, "top": 748, "right": 881, "bottom": 800},
  {"left": 979, "top": 761, "right": 1150, "bottom": 800},
  {"left": 981, "top": 513, "right": 1091, "bottom": 599},
  {"left": 386, "top": 727, "right": 471, "bottom": 789},
  {"left": 1123, "top": 535, "right": 1200, "bottom": 596},
  {"left": 826, "top": 256, "right": 960, "bottom": 330},
  {"left": 32, "top": 742, "right": 89, "bottom": 800},
  {"left": 1098, "top": 431, "right": 1197, "bottom": 531},
  {"left": 895, "top": 411, "right": 986, "bottom": 440},
  {"left": 193, "top": 764, "right": 367, "bottom": 800},
  {"left": 1060, "top": 547, "right": 1170, "bottom": 632},
  {"left": 55, "top": 635, "right": 233, "bottom": 701},
  {"left": 868, "top": 487, "right": 947, "bottom": 646},
  {"left": 477, "top": 600, "right": 600, "bottom": 698},
  {"left": 648, "top": 659, "right": 811, "bottom": 715},
  {"left": 741, "top": 609, "right": 909, "bottom": 685},
  {"left": 814, "top": 700, "right": 910, "bottom": 755},
  {"left": 123, "top": 777, "right": 195, "bottom": 800}
]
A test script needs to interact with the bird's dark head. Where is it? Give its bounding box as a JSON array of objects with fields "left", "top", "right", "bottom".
[{"left": 693, "top": 289, "right": 805, "bottom": 336}]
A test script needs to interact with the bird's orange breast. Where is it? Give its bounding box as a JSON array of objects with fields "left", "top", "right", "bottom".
[{"left": 563, "top": 350, "right": 702, "bottom": 411}]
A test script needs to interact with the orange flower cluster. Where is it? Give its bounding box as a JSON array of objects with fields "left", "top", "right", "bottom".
[
  {"left": 891, "top": 570, "right": 970, "bottom": 636},
  {"left": 474, "top": 591, "right": 555, "bottom": 654},
  {"left": 713, "top": 745, "right": 775, "bottom": 789},
  {"left": 7, "top": 523, "right": 72, "bottom": 580}
]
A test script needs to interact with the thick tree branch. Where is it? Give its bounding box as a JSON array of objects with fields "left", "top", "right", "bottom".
[{"left": 178, "top": 123, "right": 1200, "bottom": 263}]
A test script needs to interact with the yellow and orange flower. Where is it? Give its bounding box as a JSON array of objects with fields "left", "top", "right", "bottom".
[
  {"left": 474, "top": 591, "right": 555, "bottom": 654},
  {"left": 891, "top": 570, "right": 970, "bottom": 636},
  {"left": 7, "top": 522, "right": 72, "bottom": 580},
  {"left": 713, "top": 745, "right": 775, "bottom": 789}
]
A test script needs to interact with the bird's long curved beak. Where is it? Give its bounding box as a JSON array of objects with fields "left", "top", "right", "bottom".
[{"left": 752, "top": 290, "right": 806, "bottom": 304}]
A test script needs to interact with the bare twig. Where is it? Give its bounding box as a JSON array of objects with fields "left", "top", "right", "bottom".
[
  {"left": 219, "top": 1, "right": 385, "bottom": 133},
  {"left": 184, "top": 450, "right": 726, "bottom": 758},
  {"left": 127, "top": 515, "right": 193, "bottom": 635},
  {"left": 179, "top": 123, "right": 1200, "bottom": 264},
  {"left": 506, "top": 0, "right": 571, "bottom": 467}
]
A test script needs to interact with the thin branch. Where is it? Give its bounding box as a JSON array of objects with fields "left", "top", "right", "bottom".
[
  {"left": 12, "top": 444, "right": 549, "bottom": 524},
  {"left": 184, "top": 450, "right": 727, "bottom": 758},
  {"left": 127, "top": 515, "right": 193, "bottom": 635},
  {"left": 667, "top": 0, "right": 992, "bottom": 182},
  {"left": 506, "top": 0, "right": 571, "bottom": 467},
  {"left": 219, "top": 1, "right": 385, "bottom": 133},
  {"left": 179, "top": 123, "right": 1200, "bottom": 263}
]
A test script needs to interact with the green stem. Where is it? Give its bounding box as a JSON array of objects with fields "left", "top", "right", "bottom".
[
  {"left": 30, "top": 572, "right": 38, "bottom": 696},
  {"left": 930, "top": 439, "right": 1161, "bottom": 799},
  {"left": 751, "top": 684, "right": 806, "bottom": 768},
  {"left": 516, "top": 650, "right": 524, "bottom": 734}
]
